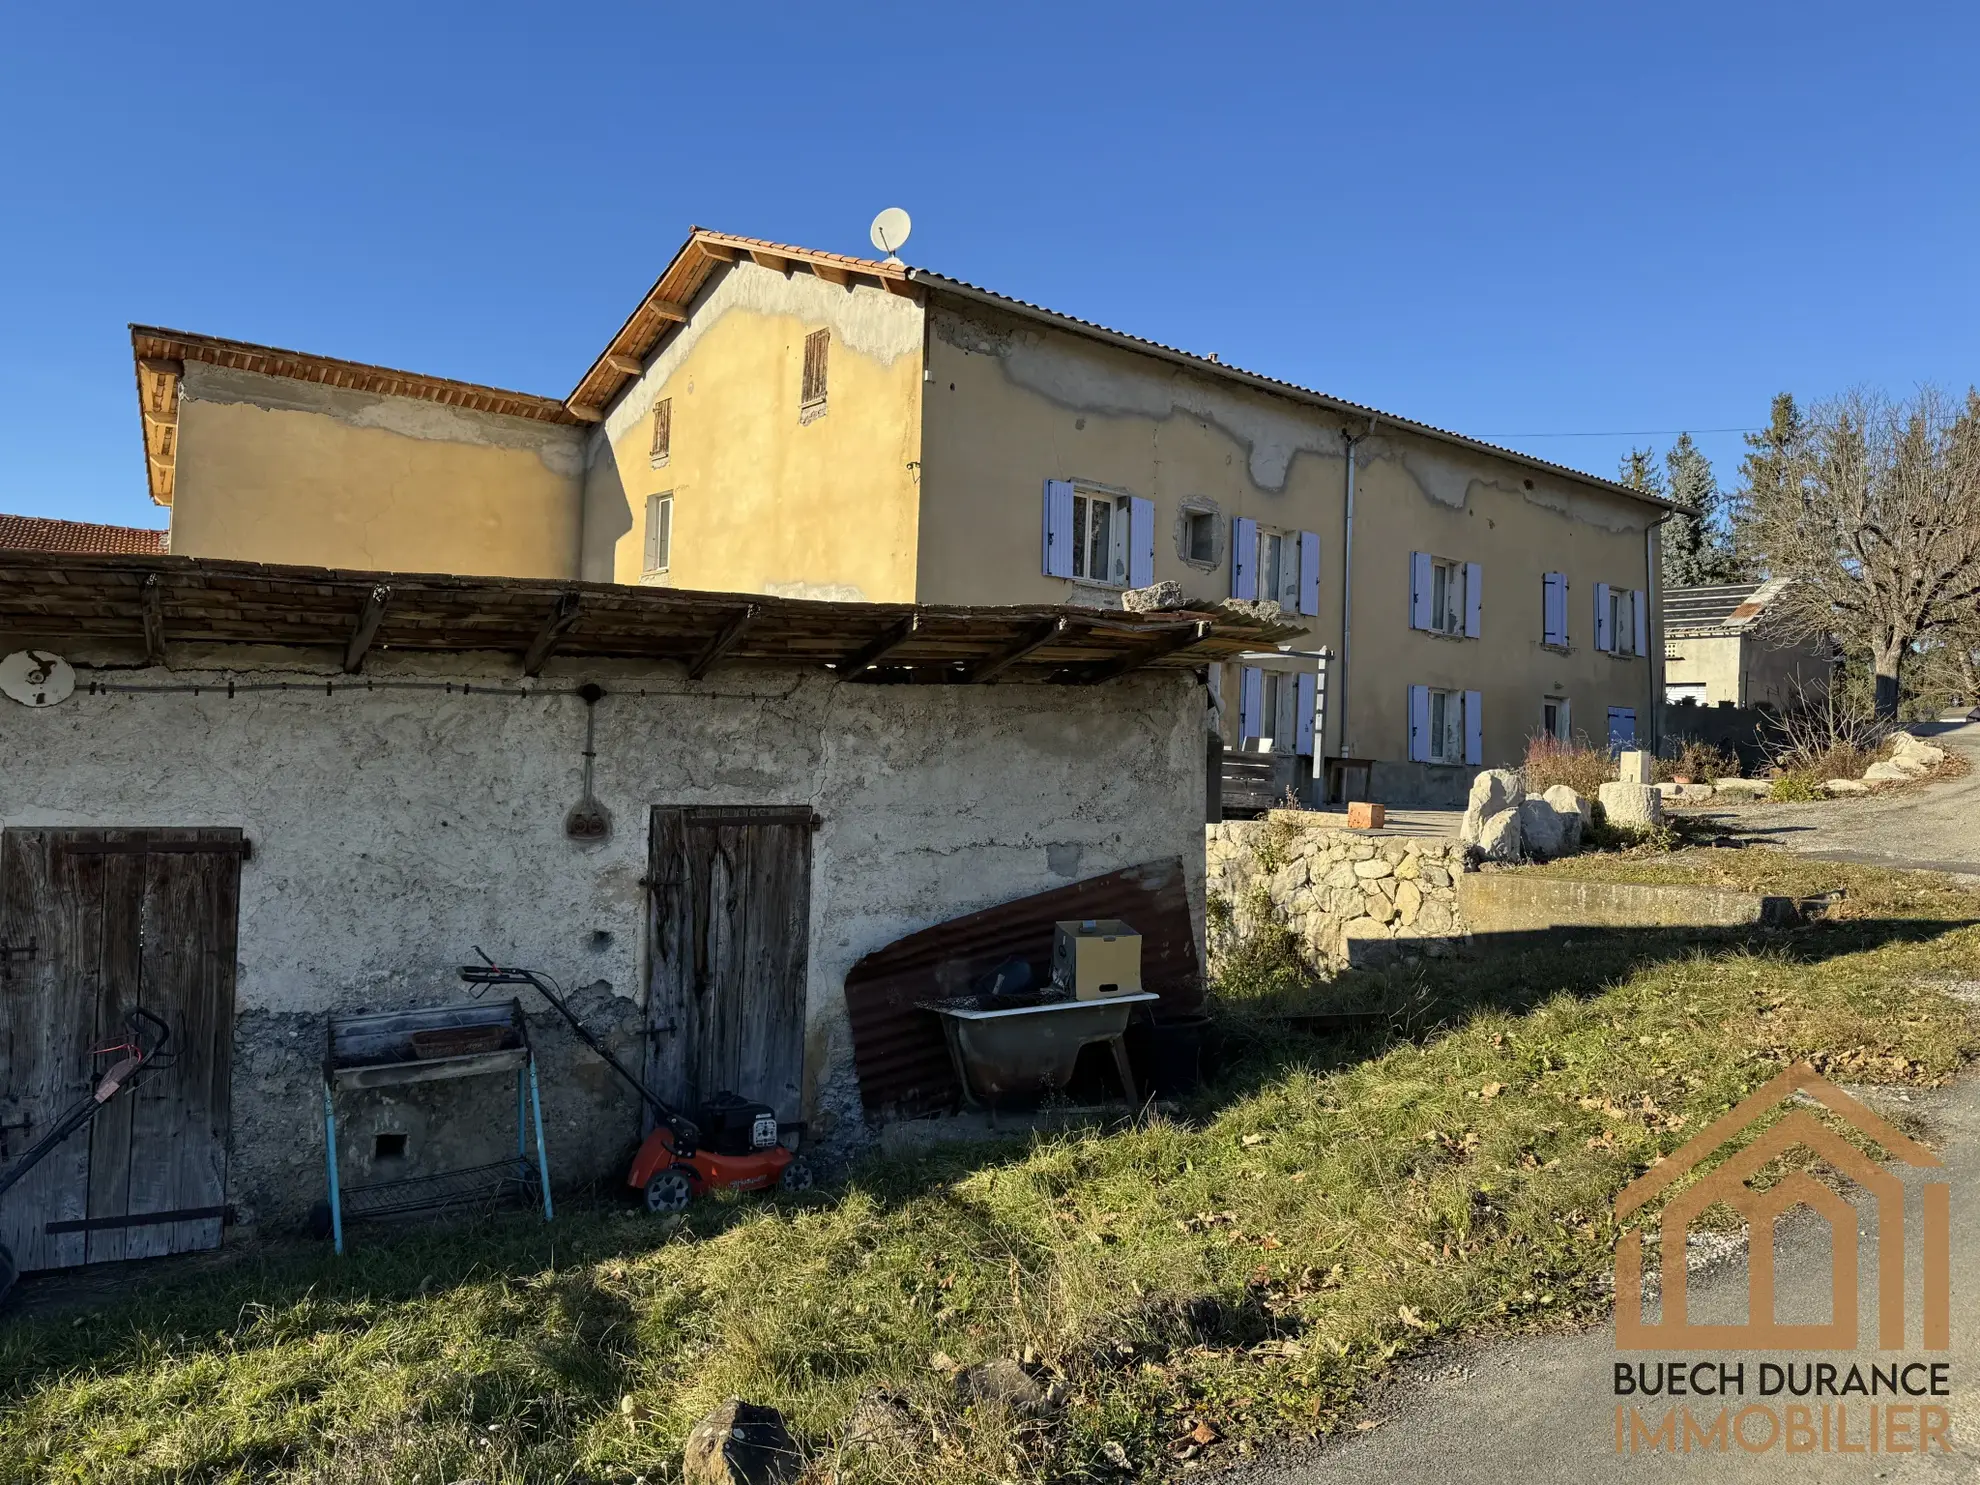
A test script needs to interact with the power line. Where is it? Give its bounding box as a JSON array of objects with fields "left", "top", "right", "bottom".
[{"left": 1478, "top": 426, "right": 1762, "bottom": 439}]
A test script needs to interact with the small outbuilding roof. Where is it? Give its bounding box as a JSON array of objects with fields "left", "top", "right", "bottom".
[
  {"left": 0, "top": 513, "right": 169, "bottom": 556},
  {"left": 1663, "top": 576, "right": 1792, "bottom": 635},
  {"left": 0, "top": 552, "right": 1300, "bottom": 684}
]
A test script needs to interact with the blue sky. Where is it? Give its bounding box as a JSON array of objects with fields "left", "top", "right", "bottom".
[{"left": 3, "top": 2, "right": 1975, "bottom": 531}]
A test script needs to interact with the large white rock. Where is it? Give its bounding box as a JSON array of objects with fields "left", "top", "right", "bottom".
[
  {"left": 1476, "top": 807, "right": 1523, "bottom": 862},
  {"left": 1461, "top": 768, "right": 1525, "bottom": 846},
  {"left": 1617, "top": 750, "right": 1655, "bottom": 785},
  {"left": 1542, "top": 785, "right": 1589, "bottom": 851},
  {"left": 1712, "top": 778, "right": 1772, "bottom": 797},
  {"left": 1890, "top": 732, "right": 1947, "bottom": 767},
  {"left": 1863, "top": 760, "right": 1918, "bottom": 783},
  {"left": 1825, "top": 778, "right": 1872, "bottom": 795},
  {"left": 1598, "top": 781, "right": 1664, "bottom": 830},
  {"left": 1517, "top": 795, "right": 1569, "bottom": 860}
]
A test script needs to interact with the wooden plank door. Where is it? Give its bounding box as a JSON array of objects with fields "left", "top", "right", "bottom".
[
  {"left": 0, "top": 828, "right": 240, "bottom": 1271},
  {"left": 646, "top": 808, "right": 812, "bottom": 1122}
]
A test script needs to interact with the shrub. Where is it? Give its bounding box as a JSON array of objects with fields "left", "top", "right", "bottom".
[
  {"left": 1763, "top": 685, "right": 1892, "bottom": 781},
  {"left": 1657, "top": 737, "right": 1739, "bottom": 782},
  {"left": 1770, "top": 772, "right": 1826, "bottom": 802},
  {"left": 1521, "top": 734, "right": 1612, "bottom": 797}
]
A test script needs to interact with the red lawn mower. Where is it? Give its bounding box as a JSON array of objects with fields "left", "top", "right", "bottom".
[{"left": 459, "top": 955, "right": 809, "bottom": 1212}]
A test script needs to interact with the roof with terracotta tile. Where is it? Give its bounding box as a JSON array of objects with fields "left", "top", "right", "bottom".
[{"left": 0, "top": 513, "right": 169, "bottom": 556}]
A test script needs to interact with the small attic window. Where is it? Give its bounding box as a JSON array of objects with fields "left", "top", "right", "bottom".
[
  {"left": 800, "top": 330, "right": 829, "bottom": 422},
  {"left": 649, "top": 398, "right": 672, "bottom": 468}
]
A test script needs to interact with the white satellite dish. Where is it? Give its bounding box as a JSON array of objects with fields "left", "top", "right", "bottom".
[
  {"left": 0, "top": 650, "right": 76, "bottom": 708},
  {"left": 869, "top": 207, "right": 912, "bottom": 265}
]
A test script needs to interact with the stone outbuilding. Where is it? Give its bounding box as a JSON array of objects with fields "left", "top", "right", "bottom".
[{"left": 0, "top": 550, "right": 1288, "bottom": 1277}]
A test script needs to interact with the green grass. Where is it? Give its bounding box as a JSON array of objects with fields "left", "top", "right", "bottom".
[{"left": 2, "top": 852, "right": 1976, "bottom": 1484}]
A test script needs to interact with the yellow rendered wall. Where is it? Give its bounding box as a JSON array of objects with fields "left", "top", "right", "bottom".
[
  {"left": 169, "top": 366, "right": 585, "bottom": 579},
  {"left": 582, "top": 260, "right": 924, "bottom": 603},
  {"left": 917, "top": 299, "right": 1660, "bottom": 770}
]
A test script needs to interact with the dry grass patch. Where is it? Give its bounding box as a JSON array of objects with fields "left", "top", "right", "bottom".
[{"left": 1, "top": 857, "right": 1975, "bottom": 1484}]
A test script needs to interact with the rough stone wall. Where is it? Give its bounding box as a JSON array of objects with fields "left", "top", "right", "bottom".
[
  {"left": 0, "top": 652, "right": 1203, "bottom": 1228},
  {"left": 1205, "top": 815, "right": 1471, "bottom": 969}
]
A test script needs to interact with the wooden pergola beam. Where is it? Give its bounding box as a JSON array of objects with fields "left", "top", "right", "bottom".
[
  {"left": 140, "top": 573, "right": 165, "bottom": 665},
  {"left": 836, "top": 615, "right": 919, "bottom": 677},
  {"left": 522, "top": 591, "right": 582, "bottom": 676},
  {"left": 343, "top": 584, "right": 391, "bottom": 674},
  {"left": 1069, "top": 621, "right": 1212, "bottom": 685},
  {"left": 687, "top": 604, "right": 758, "bottom": 681},
  {"left": 967, "top": 616, "right": 1071, "bottom": 683}
]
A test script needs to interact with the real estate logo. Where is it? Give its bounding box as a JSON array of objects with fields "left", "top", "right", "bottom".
[{"left": 1608, "top": 1063, "right": 1956, "bottom": 1458}]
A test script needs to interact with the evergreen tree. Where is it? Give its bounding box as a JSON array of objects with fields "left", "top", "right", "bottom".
[
  {"left": 1660, "top": 432, "right": 1741, "bottom": 586},
  {"left": 1730, "top": 392, "right": 1804, "bottom": 574},
  {"left": 1617, "top": 447, "right": 1665, "bottom": 499}
]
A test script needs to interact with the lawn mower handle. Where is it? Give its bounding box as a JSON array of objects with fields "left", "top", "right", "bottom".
[{"left": 458, "top": 954, "right": 697, "bottom": 1141}]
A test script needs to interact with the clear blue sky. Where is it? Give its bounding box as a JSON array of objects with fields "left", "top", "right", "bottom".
[{"left": 4, "top": 2, "right": 1976, "bottom": 531}]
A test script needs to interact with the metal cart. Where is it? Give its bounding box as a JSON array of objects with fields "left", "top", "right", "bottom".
[{"left": 321, "top": 998, "right": 552, "bottom": 1254}]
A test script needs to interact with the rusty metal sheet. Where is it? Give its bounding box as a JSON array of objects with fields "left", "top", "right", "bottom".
[{"left": 843, "top": 858, "right": 1202, "bottom": 1118}]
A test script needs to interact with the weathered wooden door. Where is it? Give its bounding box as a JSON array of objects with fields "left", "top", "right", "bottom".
[
  {"left": 0, "top": 828, "right": 241, "bottom": 1271},
  {"left": 645, "top": 808, "right": 812, "bottom": 1121}
]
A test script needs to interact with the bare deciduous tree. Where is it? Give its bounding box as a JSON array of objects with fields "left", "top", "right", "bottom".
[{"left": 1746, "top": 387, "right": 1980, "bottom": 717}]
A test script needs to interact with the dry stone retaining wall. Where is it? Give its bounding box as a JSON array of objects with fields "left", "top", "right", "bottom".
[{"left": 1206, "top": 814, "right": 1472, "bottom": 969}]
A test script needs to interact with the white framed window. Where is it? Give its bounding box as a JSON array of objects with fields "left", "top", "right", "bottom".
[
  {"left": 1409, "top": 684, "right": 1484, "bottom": 765},
  {"left": 1042, "top": 481, "right": 1155, "bottom": 587},
  {"left": 1594, "top": 583, "right": 1647, "bottom": 656},
  {"left": 1410, "top": 552, "right": 1482, "bottom": 637},
  {"left": 1542, "top": 695, "right": 1571, "bottom": 742},
  {"left": 643, "top": 493, "right": 672, "bottom": 575},
  {"left": 1235, "top": 664, "right": 1320, "bottom": 758},
  {"left": 1230, "top": 518, "right": 1320, "bottom": 614}
]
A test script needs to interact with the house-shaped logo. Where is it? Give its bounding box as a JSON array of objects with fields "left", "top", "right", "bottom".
[{"left": 1615, "top": 1063, "right": 1951, "bottom": 1351}]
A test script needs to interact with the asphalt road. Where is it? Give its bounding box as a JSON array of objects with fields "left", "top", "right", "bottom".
[
  {"left": 1219, "top": 1065, "right": 1980, "bottom": 1485},
  {"left": 1700, "top": 720, "right": 1980, "bottom": 878}
]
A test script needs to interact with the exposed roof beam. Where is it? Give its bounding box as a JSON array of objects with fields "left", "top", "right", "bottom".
[
  {"left": 644, "top": 298, "right": 688, "bottom": 321},
  {"left": 880, "top": 276, "right": 915, "bottom": 297},
  {"left": 140, "top": 573, "right": 165, "bottom": 665},
  {"left": 687, "top": 604, "right": 758, "bottom": 681},
  {"left": 1069, "top": 620, "right": 1212, "bottom": 685},
  {"left": 698, "top": 241, "right": 737, "bottom": 263},
  {"left": 522, "top": 591, "right": 583, "bottom": 676},
  {"left": 343, "top": 584, "right": 391, "bottom": 674},
  {"left": 605, "top": 353, "right": 644, "bottom": 377},
  {"left": 810, "top": 263, "right": 850, "bottom": 288},
  {"left": 967, "top": 616, "right": 1071, "bottom": 683},
  {"left": 835, "top": 615, "right": 919, "bottom": 677},
  {"left": 565, "top": 403, "right": 605, "bottom": 423},
  {"left": 749, "top": 249, "right": 791, "bottom": 272}
]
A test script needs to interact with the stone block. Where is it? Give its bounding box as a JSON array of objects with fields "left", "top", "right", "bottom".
[
  {"left": 1712, "top": 778, "right": 1771, "bottom": 797},
  {"left": 1468, "top": 768, "right": 1525, "bottom": 815},
  {"left": 1476, "top": 808, "right": 1523, "bottom": 862},
  {"left": 1597, "top": 781, "right": 1664, "bottom": 829},
  {"left": 1863, "top": 761, "right": 1916, "bottom": 783},
  {"left": 1394, "top": 878, "right": 1423, "bottom": 925},
  {"left": 1617, "top": 750, "right": 1654, "bottom": 785},
  {"left": 1353, "top": 856, "right": 1393, "bottom": 879},
  {"left": 1825, "top": 778, "right": 1872, "bottom": 795},
  {"left": 1347, "top": 801, "right": 1384, "bottom": 829},
  {"left": 1517, "top": 795, "right": 1570, "bottom": 860}
]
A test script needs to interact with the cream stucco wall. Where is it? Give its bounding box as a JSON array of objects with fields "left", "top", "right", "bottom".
[
  {"left": 1665, "top": 630, "right": 1831, "bottom": 708},
  {"left": 917, "top": 299, "right": 1660, "bottom": 777},
  {"left": 169, "top": 364, "right": 585, "bottom": 578},
  {"left": 581, "top": 261, "right": 926, "bottom": 603}
]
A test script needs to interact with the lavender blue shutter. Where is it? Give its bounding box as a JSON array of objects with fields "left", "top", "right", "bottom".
[
  {"left": 1594, "top": 582, "right": 1612, "bottom": 652},
  {"left": 1295, "top": 672, "right": 1316, "bottom": 756},
  {"left": 1231, "top": 518, "right": 1258, "bottom": 599},
  {"left": 1464, "top": 691, "right": 1483, "bottom": 765},
  {"left": 1408, "top": 684, "right": 1430, "bottom": 762},
  {"left": 1464, "top": 562, "right": 1483, "bottom": 638},
  {"left": 1632, "top": 589, "right": 1648, "bottom": 657},
  {"left": 1238, "top": 666, "right": 1263, "bottom": 740},
  {"left": 1410, "top": 553, "right": 1433, "bottom": 630},
  {"left": 1128, "top": 497, "right": 1155, "bottom": 588},
  {"left": 1297, "top": 530, "right": 1321, "bottom": 616},
  {"left": 1042, "top": 480, "right": 1075, "bottom": 578}
]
